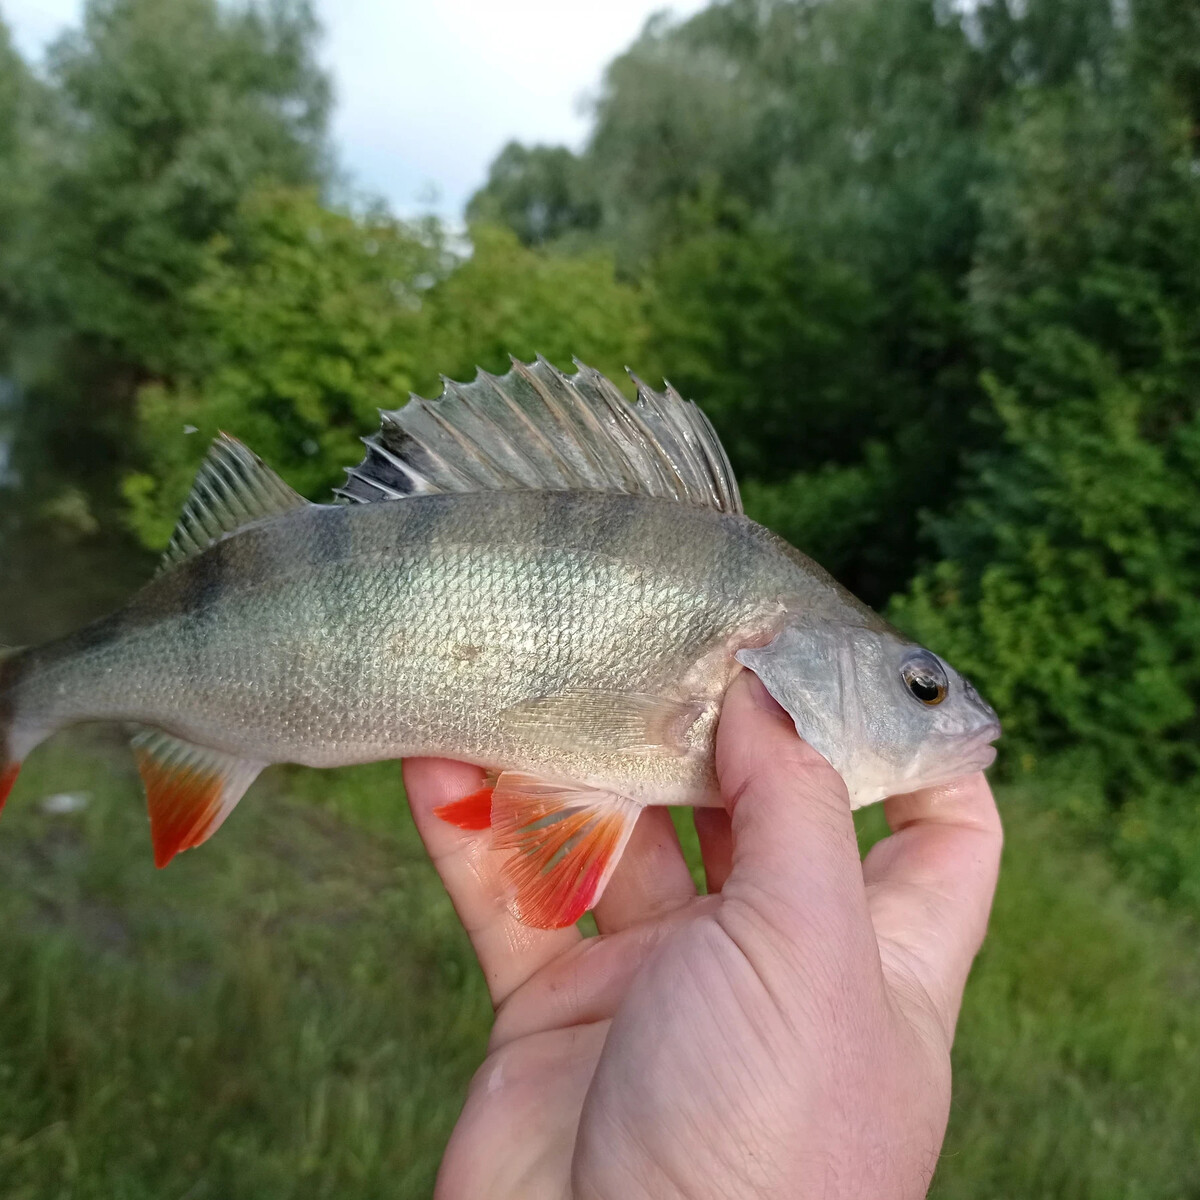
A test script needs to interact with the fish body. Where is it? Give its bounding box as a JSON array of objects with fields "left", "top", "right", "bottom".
[
  {"left": 0, "top": 359, "right": 1000, "bottom": 927},
  {"left": 13, "top": 492, "right": 812, "bottom": 794}
]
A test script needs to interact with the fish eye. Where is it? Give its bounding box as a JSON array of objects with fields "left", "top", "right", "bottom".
[{"left": 901, "top": 652, "right": 948, "bottom": 706}]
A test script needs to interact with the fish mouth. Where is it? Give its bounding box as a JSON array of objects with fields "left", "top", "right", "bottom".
[
  {"left": 925, "top": 720, "right": 1001, "bottom": 781},
  {"left": 959, "top": 720, "right": 1001, "bottom": 773},
  {"left": 970, "top": 742, "right": 998, "bottom": 772}
]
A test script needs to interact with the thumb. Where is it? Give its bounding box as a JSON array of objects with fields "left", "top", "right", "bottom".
[{"left": 715, "top": 669, "right": 871, "bottom": 934}]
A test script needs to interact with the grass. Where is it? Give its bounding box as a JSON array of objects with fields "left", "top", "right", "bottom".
[
  {"left": 0, "top": 734, "right": 489, "bottom": 1200},
  {"left": 0, "top": 732, "right": 1198, "bottom": 1199}
]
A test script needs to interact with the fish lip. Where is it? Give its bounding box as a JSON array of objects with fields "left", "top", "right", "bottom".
[
  {"left": 933, "top": 720, "right": 1001, "bottom": 776},
  {"left": 962, "top": 723, "right": 1001, "bottom": 772},
  {"left": 972, "top": 743, "right": 998, "bottom": 771}
]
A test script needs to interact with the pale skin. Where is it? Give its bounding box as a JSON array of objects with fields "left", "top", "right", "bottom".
[{"left": 403, "top": 670, "right": 1003, "bottom": 1200}]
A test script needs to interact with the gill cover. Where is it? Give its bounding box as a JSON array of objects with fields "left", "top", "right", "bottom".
[{"left": 737, "top": 625, "right": 874, "bottom": 805}]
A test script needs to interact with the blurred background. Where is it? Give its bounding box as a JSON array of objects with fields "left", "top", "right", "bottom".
[{"left": 0, "top": 0, "right": 1198, "bottom": 1196}]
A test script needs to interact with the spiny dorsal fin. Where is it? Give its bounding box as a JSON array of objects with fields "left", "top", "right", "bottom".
[
  {"left": 334, "top": 356, "right": 743, "bottom": 514},
  {"left": 162, "top": 433, "right": 309, "bottom": 570}
]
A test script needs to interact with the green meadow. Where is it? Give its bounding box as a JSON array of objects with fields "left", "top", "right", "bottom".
[{"left": 1, "top": 732, "right": 1197, "bottom": 1200}]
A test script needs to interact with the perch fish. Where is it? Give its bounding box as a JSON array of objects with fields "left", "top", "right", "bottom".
[{"left": 0, "top": 359, "right": 1000, "bottom": 928}]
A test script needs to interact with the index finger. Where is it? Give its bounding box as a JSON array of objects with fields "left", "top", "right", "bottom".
[{"left": 862, "top": 772, "right": 1003, "bottom": 1043}]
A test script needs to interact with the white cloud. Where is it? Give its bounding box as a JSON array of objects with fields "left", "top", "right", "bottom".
[
  {"left": 4, "top": 0, "right": 82, "bottom": 59},
  {"left": 3, "top": 0, "right": 704, "bottom": 216}
]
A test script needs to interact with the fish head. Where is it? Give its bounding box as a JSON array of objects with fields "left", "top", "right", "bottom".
[{"left": 736, "top": 622, "right": 1000, "bottom": 809}]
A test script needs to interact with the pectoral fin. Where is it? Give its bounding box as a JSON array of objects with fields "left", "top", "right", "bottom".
[
  {"left": 500, "top": 690, "right": 704, "bottom": 755},
  {"left": 131, "top": 730, "right": 264, "bottom": 867},
  {"left": 491, "top": 772, "right": 641, "bottom": 929}
]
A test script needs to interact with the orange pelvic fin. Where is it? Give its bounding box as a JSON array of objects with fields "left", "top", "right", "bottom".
[
  {"left": 433, "top": 785, "right": 495, "bottom": 831},
  {"left": 0, "top": 761, "right": 19, "bottom": 812},
  {"left": 131, "top": 729, "right": 264, "bottom": 868},
  {"left": 491, "top": 772, "right": 641, "bottom": 929}
]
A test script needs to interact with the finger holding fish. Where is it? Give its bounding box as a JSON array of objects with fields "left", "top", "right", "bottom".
[
  {"left": 863, "top": 772, "right": 1003, "bottom": 1043},
  {"left": 592, "top": 805, "right": 696, "bottom": 934}
]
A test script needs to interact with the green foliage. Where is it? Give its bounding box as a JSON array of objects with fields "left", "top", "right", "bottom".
[
  {"left": 36, "top": 0, "right": 331, "bottom": 364},
  {"left": 894, "top": 350, "right": 1200, "bottom": 773},
  {"left": 122, "top": 201, "right": 646, "bottom": 549},
  {"left": 424, "top": 223, "right": 646, "bottom": 389},
  {"left": 0, "top": 0, "right": 334, "bottom": 580},
  {"left": 892, "top": 78, "right": 1200, "bottom": 898},
  {"left": 0, "top": 15, "right": 49, "bottom": 357},
  {"left": 122, "top": 187, "right": 448, "bottom": 547},
  {"left": 644, "top": 201, "right": 877, "bottom": 475},
  {"left": 466, "top": 142, "right": 599, "bottom": 248},
  {"left": 741, "top": 444, "right": 902, "bottom": 590}
]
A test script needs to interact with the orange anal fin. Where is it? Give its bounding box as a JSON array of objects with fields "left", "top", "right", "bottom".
[
  {"left": 491, "top": 772, "right": 641, "bottom": 930},
  {"left": 131, "top": 730, "right": 263, "bottom": 868},
  {"left": 0, "top": 761, "right": 20, "bottom": 813},
  {"left": 433, "top": 785, "right": 495, "bottom": 831}
]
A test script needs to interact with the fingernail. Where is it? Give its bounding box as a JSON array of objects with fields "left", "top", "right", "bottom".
[{"left": 744, "top": 670, "right": 788, "bottom": 717}]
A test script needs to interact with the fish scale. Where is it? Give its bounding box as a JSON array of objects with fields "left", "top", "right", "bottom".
[{"left": 0, "top": 359, "right": 1000, "bottom": 928}]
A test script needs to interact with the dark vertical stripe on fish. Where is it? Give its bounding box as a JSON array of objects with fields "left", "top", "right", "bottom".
[
  {"left": 314, "top": 504, "right": 355, "bottom": 633},
  {"left": 64, "top": 613, "right": 126, "bottom": 652},
  {"left": 0, "top": 649, "right": 25, "bottom": 750},
  {"left": 224, "top": 522, "right": 275, "bottom": 589},
  {"left": 186, "top": 540, "right": 227, "bottom": 612},
  {"left": 593, "top": 493, "right": 652, "bottom": 561},
  {"left": 320, "top": 503, "right": 353, "bottom": 566},
  {"left": 362, "top": 493, "right": 450, "bottom": 563}
]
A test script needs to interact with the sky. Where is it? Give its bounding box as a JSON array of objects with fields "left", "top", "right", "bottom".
[{"left": 4, "top": 0, "right": 706, "bottom": 217}]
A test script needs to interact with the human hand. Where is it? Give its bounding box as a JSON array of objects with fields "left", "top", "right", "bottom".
[{"left": 403, "top": 670, "right": 1002, "bottom": 1200}]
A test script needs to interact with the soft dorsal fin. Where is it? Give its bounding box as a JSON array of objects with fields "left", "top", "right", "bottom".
[
  {"left": 162, "top": 433, "right": 309, "bottom": 569},
  {"left": 334, "top": 356, "right": 743, "bottom": 514}
]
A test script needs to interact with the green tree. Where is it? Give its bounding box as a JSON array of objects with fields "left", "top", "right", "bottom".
[
  {"left": 3, "top": 0, "right": 334, "bottom": 591},
  {"left": 123, "top": 187, "right": 447, "bottom": 548},
  {"left": 466, "top": 142, "right": 598, "bottom": 248},
  {"left": 35, "top": 0, "right": 331, "bottom": 366},
  {"left": 893, "top": 79, "right": 1200, "bottom": 899},
  {"left": 565, "top": 0, "right": 990, "bottom": 601},
  {"left": 0, "top": 15, "right": 47, "bottom": 359},
  {"left": 425, "top": 223, "right": 646, "bottom": 390},
  {"left": 123, "top": 203, "right": 647, "bottom": 550}
]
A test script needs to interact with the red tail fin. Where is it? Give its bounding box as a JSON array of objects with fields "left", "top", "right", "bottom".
[
  {"left": 0, "top": 646, "right": 27, "bottom": 813},
  {"left": 0, "top": 762, "right": 19, "bottom": 812}
]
